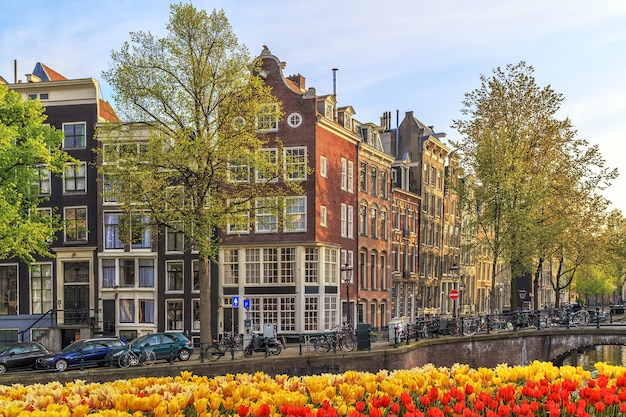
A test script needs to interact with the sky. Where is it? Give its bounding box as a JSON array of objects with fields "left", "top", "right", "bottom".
[{"left": 1, "top": 0, "right": 625, "bottom": 213}]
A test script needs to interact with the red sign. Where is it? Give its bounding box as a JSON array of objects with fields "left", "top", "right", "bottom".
[{"left": 449, "top": 289, "right": 460, "bottom": 300}]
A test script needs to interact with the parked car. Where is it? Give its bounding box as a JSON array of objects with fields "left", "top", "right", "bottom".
[
  {"left": 35, "top": 338, "right": 125, "bottom": 372},
  {"left": 0, "top": 342, "right": 51, "bottom": 374},
  {"left": 105, "top": 332, "right": 193, "bottom": 366}
]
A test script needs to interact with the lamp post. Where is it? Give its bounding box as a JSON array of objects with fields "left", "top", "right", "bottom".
[
  {"left": 450, "top": 264, "right": 459, "bottom": 318},
  {"left": 341, "top": 263, "right": 353, "bottom": 326}
]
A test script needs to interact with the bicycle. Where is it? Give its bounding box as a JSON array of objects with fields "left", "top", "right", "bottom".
[
  {"left": 314, "top": 325, "right": 355, "bottom": 353},
  {"left": 118, "top": 346, "right": 156, "bottom": 368},
  {"left": 207, "top": 333, "right": 241, "bottom": 361}
]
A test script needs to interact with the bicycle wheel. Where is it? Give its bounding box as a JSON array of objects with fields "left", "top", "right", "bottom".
[
  {"left": 572, "top": 310, "right": 589, "bottom": 327},
  {"left": 207, "top": 345, "right": 223, "bottom": 361},
  {"left": 314, "top": 336, "right": 331, "bottom": 353},
  {"left": 141, "top": 350, "right": 156, "bottom": 366},
  {"left": 462, "top": 319, "right": 477, "bottom": 336},
  {"left": 339, "top": 335, "right": 356, "bottom": 352},
  {"left": 118, "top": 352, "right": 132, "bottom": 368}
]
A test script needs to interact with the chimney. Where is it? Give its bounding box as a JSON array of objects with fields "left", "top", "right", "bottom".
[
  {"left": 332, "top": 68, "right": 338, "bottom": 121},
  {"left": 14, "top": 60, "right": 17, "bottom": 84},
  {"left": 286, "top": 74, "right": 306, "bottom": 90}
]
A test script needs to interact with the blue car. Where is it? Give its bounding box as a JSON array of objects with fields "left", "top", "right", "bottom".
[{"left": 35, "top": 338, "right": 125, "bottom": 372}]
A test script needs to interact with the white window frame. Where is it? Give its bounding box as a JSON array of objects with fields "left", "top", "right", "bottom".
[
  {"left": 256, "top": 103, "right": 279, "bottom": 132},
  {"left": 63, "top": 162, "right": 87, "bottom": 193},
  {"left": 62, "top": 122, "right": 86, "bottom": 148},
  {"left": 320, "top": 156, "right": 327, "bottom": 178},
  {"left": 256, "top": 198, "right": 278, "bottom": 233},
  {"left": 320, "top": 205, "right": 327, "bottom": 228},
  {"left": 166, "top": 300, "right": 184, "bottom": 331},
  {"left": 227, "top": 199, "right": 250, "bottom": 234},
  {"left": 341, "top": 158, "right": 347, "bottom": 190},
  {"left": 347, "top": 205, "right": 354, "bottom": 239},
  {"left": 166, "top": 260, "right": 184, "bottom": 292},
  {"left": 64, "top": 206, "right": 87, "bottom": 242},
  {"left": 33, "top": 166, "right": 51, "bottom": 195},
  {"left": 284, "top": 196, "right": 306, "bottom": 232},
  {"left": 284, "top": 147, "right": 307, "bottom": 181},
  {"left": 256, "top": 148, "right": 279, "bottom": 183},
  {"left": 348, "top": 161, "right": 354, "bottom": 193},
  {"left": 287, "top": 112, "right": 302, "bottom": 128},
  {"left": 340, "top": 203, "right": 347, "bottom": 237},
  {"left": 30, "top": 263, "right": 52, "bottom": 314}
]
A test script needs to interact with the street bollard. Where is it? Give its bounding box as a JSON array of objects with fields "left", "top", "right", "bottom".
[
  {"left": 231, "top": 341, "right": 235, "bottom": 360},
  {"left": 596, "top": 307, "right": 600, "bottom": 329},
  {"left": 200, "top": 342, "right": 204, "bottom": 363},
  {"left": 394, "top": 326, "right": 398, "bottom": 348},
  {"left": 299, "top": 334, "right": 302, "bottom": 356},
  {"left": 486, "top": 315, "right": 490, "bottom": 335},
  {"left": 80, "top": 349, "right": 84, "bottom": 371},
  {"left": 170, "top": 345, "right": 174, "bottom": 365}
]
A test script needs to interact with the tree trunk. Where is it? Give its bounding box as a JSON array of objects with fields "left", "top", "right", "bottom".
[
  {"left": 534, "top": 258, "right": 543, "bottom": 310},
  {"left": 198, "top": 254, "right": 212, "bottom": 348}
]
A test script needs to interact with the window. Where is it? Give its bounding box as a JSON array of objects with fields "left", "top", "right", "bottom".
[
  {"left": 340, "top": 158, "right": 347, "bottom": 190},
  {"left": 345, "top": 114, "right": 352, "bottom": 131},
  {"left": 340, "top": 204, "right": 346, "bottom": 237},
  {"left": 33, "top": 166, "right": 50, "bottom": 195},
  {"left": 138, "top": 259, "right": 154, "bottom": 287},
  {"left": 381, "top": 171, "right": 388, "bottom": 198},
  {"left": 320, "top": 205, "right": 327, "bottom": 228},
  {"left": 130, "top": 212, "right": 151, "bottom": 249},
  {"left": 359, "top": 204, "right": 367, "bottom": 236},
  {"left": 360, "top": 162, "right": 367, "bottom": 192},
  {"left": 324, "top": 296, "right": 337, "bottom": 331},
  {"left": 323, "top": 248, "right": 338, "bottom": 284},
  {"left": 348, "top": 161, "right": 354, "bottom": 193},
  {"left": 223, "top": 249, "right": 239, "bottom": 285},
  {"left": 64, "top": 162, "right": 86, "bottom": 193},
  {"left": 437, "top": 169, "right": 443, "bottom": 190},
  {"left": 120, "top": 259, "right": 135, "bottom": 287},
  {"left": 380, "top": 209, "right": 388, "bottom": 239},
  {"left": 65, "top": 207, "right": 87, "bottom": 241},
  {"left": 246, "top": 248, "right": 261, "bottom": 284},
  {"left": 287, "top": 112, "right": 302, "bottom": 128},
  {"left": 371, "top": 167, "right": 378, "bottom": 196},
  {"left": 370, "top": 254, "right": 377, "bottom": 289},
  {"left": 423, "top": 163, "right": 429, "bottom": 184},
  {"left": 370, "top": 207, "right": 378, "bottom": 238},
  {"left": 104, "top": 213, "right": 123, "bottom": 249},
  {"left": 304, "top": 297, "right": 319, "bottom": 331},
  {"left": 0, "top": 265, "right": 17, "bottom": 315},
  {"left": 320, "top": 156, "right": 327, "bottom": 178},
  {"left": 227, "top": 200, "right": 250, "bottom": 234},
  {"left": 305, "top": 248, "right": 318, "bottom": 283},
  {"left": 228, "top": 157, "right": 250, "bottom": 183},
  {"left": 102, "top": 174, "right": 120, "bottom": 203},
  {"left": 102, "top": 259, "right": 116, "bottom": 287},
  {"left": 192, "top": 299, "right": 200, "bottom": 330},
  {"left": 139, "top": 300, "right": 154, "bottom": 323},
  {"left": 257, "top": 103, "right": 278, "bottom": 131},
  {"left": 63, "top": 122, "right": 86, "bottom": 148},
  {"left": 430, "top": 167, "right": 436, "bottom": 187},
  {"left": 166, "top": 300, "right": 184, "bottom": 331},
  {"left": 279, "top": 297, "right": 296, "bottom": 332},
  {"left": 284, "top": 196, "right": 306, "bottom": 232},
  {"left": 166, "top": 224, "right": 184, "bottom": 252},
  {"left": 347, "top": 205, "right": 354, "bottom": 239},
  {"left": 167, "top": 261, "right": 184, "bottom": 291},
  {"left": 285, "top": 147, "right": 307, "bottom": 181},
  {"left": 256, "top": 198, "right": 278, "bottom": 233},
  {"left": 192, "top": 260, "right": 200, "bottom": 291},
  {"left": 120, "top": 299, "right": 135, "bottom": 323},
  {"left": 257, "top": 148, "right": 278, "bottom": 182},
  {"left": 31, "top": 263, "right": 52, "bottom": 314},
  {"left": 324, "top": 102, "right": 333, "bottom": 120}
]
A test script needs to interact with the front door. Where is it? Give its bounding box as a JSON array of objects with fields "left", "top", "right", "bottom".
[{"left": 63, "top": 262, "right": 90, "bottom": 325}]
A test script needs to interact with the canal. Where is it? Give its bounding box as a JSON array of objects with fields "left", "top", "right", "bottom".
[{"left": 561, "top": 345, "right": 626, "bottom": 371}]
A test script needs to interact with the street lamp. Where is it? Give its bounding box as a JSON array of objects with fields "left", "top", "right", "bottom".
[
  {"left": 341, "top": 263, "right": 353, "bottom": 326},
  {"left": 450, "top": 263, "right": 459, "bottom": 318}
]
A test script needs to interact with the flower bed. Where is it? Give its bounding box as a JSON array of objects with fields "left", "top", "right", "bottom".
[{"left": 1, "top": 361, "right": 625, "bottom": 416}]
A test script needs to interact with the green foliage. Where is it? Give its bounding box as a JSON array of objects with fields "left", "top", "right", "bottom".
[
  {"left": 0, "top": 84, "right": 70, "bottom": 264},
  {"left": 452, "top": 62, "right": 616, "bottom": 310},
  {"left": 99, "top": 3, "right": 304, "bottom": 344}
]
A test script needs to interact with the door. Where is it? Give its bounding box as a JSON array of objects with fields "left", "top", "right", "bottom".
[
  {"left": 102, "top": 300, "right": 116, "bottom": 336},
  {"left": 63, "top": 262, "right": 90, "bottom": 325}
]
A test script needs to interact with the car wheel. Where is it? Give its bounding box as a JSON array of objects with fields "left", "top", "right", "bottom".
[
  {"left": 55, "top": 359, "right": 68, "bottom": 372},
  {"left": 178, "top": 348, "right": 191, "bottom": 361},
  {"left": 0, "top": 363, "right": 7, "bottom": 374}
]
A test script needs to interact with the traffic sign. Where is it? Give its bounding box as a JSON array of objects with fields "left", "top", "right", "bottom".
[
  {"left": 232, "top": 296, "right": 239, "bottom": 307},
  {"left": 449, "top": 289, "right": 460, "bottom": 300},
  {"left": 243, "top": 299, "right": 250, "bottom": 309}
]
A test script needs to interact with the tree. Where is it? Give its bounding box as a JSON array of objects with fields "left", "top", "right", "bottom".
[
  {"left": 99, "top": 3, "right": 301, "bottom": 345},
  {"left": 452, "top": 62, "right": 616, "bottom": 311},
  {"left": 0, "top": 84, "right": 70, "bottom": 264}
]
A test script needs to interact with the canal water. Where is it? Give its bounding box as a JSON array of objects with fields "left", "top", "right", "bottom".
[{"left": 561, "top": 345, "right": 626, "bottom": 371}]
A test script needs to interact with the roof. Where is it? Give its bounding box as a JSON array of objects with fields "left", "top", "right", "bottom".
[
  {"left": 32, "top": 62, "right": 68, "bottom": 81},
  {"left": 99, "top": 99, "right": 119, "bottom": 122}
]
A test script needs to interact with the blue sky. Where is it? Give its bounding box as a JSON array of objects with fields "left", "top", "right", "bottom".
[{"left": 1, "top": 0, "right": 625, "bottom": 213}]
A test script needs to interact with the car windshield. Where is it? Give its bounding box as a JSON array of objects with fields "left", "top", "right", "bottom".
[
  {"left": 0, "top": 346, "right": 9, "bottom": 355},
  {"left": 61, "top": 341, "right": 82, "bottom": 353}
]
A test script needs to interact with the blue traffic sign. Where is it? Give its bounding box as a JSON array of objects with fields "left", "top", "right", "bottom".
[
  {"left": 232, "top": 296, "right": 239, "bottom": 307},
  {"left": 243, "top": 299, "right": 250, "bottom": 309}
]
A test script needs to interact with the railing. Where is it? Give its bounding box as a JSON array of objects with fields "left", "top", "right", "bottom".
[{"left": 18, "top": 309, "right": 56, "bottom": 342}]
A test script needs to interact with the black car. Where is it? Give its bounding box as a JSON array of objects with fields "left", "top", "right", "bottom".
[
  {"left": 35, "top": 338, "right": 125, "bottom": 372},
  {"left": 0, "top": 342, "right": 51, "bottom": 374}
]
